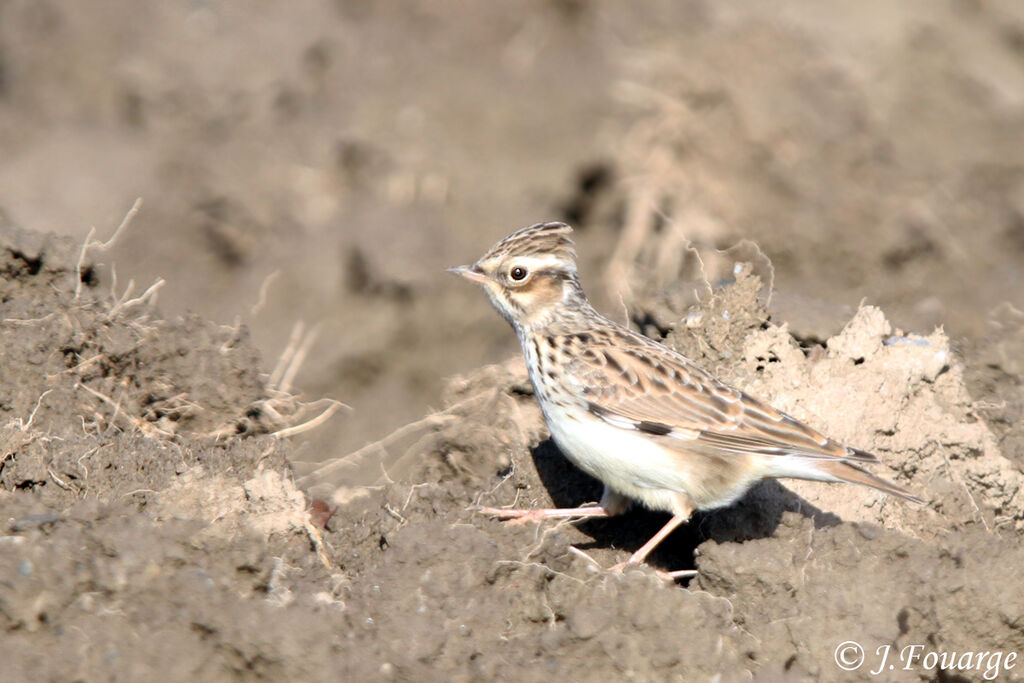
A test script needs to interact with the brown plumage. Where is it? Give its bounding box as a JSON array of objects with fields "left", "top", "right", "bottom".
[{"left": 450, "top": 222, "right": 923, "bottom": 574}]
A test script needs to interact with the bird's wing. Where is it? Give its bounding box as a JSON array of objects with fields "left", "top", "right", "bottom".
[{"left": 567, "top": 330, "right": 878, "bottom": 464}]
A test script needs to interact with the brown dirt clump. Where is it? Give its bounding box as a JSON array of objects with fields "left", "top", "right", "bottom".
[
  {"left": 0, "top": 227, "right": 342, "bottom": 680},
  {"left": 4, "top": 216, "right": 1024, "bottom": 680},
  {"left": 0, "top": 226, "right": 292, "bottom": 442},
  {"left": 298, "top": 260, "right": 1024, "bottom": 680}
]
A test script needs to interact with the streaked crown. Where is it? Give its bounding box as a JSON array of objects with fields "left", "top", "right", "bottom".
[{"left": 481, "top": 222, "right": 577, "bottom": 267}]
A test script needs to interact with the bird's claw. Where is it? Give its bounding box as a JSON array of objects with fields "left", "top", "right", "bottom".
[
  {"left": 608, "top": 560, "right": 697, "bottom": 582},
  {"left": 476, "top": 506, "right": 547, "bottom": 525}
]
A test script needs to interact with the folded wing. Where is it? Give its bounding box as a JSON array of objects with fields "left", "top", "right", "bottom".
[{"left": 571, "top": 331, "right": 879, "bottom": 465}]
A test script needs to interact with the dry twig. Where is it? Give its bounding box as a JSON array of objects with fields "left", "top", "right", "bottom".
[
  {"left": 270, "top": 399, "right": 346, "bottom": 439},
  {"left": 75, "top": 198, "right": 143, "bottom": 299}
]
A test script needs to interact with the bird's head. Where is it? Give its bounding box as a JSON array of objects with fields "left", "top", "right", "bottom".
[{"left": 448, "top": 222, "right": 583, "bottom": 329}]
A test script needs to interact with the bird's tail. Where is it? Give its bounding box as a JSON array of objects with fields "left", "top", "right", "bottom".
[{"left": 811, "top": 459, "right": 925, "bottom": 504}]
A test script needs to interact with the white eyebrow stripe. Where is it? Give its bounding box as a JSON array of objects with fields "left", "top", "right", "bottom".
[{"left": 509, "top": 254, "right": 570, "bottom": 271}]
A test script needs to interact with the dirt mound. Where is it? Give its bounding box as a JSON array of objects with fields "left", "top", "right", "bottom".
[
  {"left": 299, "top": 261, "right": 1024, "bottom": 680},
  {"left": 0, "top": 227, "right": 342, "bottom": 679},
  {"left": 0, "top": 225, "right": 302, "bottom": 441},
  {"left": 4, "top": 218, "right": 1024, "bottom": 679},
  {"left": 697, "top": 513, "right": 1024, "bottom": 680},
  {"left": 647, "top": 267, "right": 1022, "bottom": 540}
]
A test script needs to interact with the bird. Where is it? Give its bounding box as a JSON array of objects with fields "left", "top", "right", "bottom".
[{"left": 448, "top": 221, "right": 923, "bottom": 573}]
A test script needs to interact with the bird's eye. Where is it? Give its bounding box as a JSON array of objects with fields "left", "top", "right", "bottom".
[{"left": 509, "top": 266, "right": 528, "bottom": 281}]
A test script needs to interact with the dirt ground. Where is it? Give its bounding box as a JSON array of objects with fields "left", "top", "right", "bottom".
[{"left": 2, "top": 1, "right": 1024, "bottom": 681}]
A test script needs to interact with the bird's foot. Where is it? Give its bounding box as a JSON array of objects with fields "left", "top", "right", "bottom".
[
  {"left": 607, "top": 559, "right": 636, "bottom": 574},
  {"left": 475, "top": 504, "right": 610, "bottom": 526},
  {"left": 604, "top": 512, "right": 696, "bottom": 580},
  {"left": 607, "top": 559, "right": 697, "bottom": 582}
]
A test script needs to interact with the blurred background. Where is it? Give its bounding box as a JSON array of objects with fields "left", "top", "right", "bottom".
[{"left": 2, "top": 0, "right": 1022, "bottom": 459}]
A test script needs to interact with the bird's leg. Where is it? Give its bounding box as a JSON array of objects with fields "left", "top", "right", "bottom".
[
  {"left": 476, "top": 504, "right": 611, "bottom": 526},
  {"left": 477, "top": 486, "right": 628, "bottom": 526},
  {"left": 609, "top": 512, "right": 690, "bottom": 572}
]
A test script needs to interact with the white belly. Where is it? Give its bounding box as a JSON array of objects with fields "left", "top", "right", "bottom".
[
  {"left": 541, "top": 401, "right": 703, "bottom": 513},
  {"left": 536, "top": 386, "right": 764, "bottom": 513}
]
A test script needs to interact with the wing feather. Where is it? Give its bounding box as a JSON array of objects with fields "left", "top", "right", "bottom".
[{"left": 572, "top": 331, "right": 879, "bottom": 464}]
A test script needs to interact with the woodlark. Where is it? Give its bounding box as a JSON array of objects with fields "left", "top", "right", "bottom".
[{"left": 449, "top": 222, "right": 922, "bottom": 572}]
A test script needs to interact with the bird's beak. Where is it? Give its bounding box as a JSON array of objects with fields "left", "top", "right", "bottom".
[{"left": 447, "top": 264, "right": 489, "bottom": 285}]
